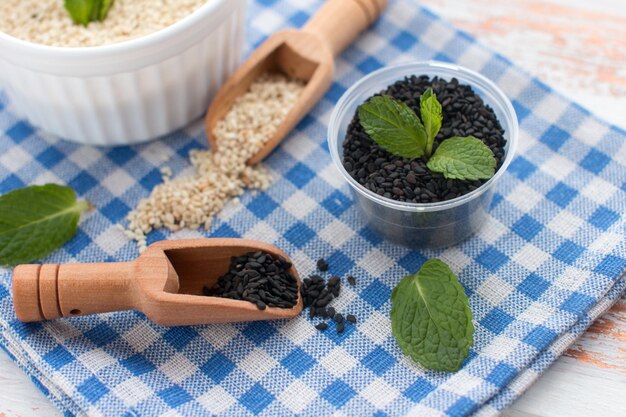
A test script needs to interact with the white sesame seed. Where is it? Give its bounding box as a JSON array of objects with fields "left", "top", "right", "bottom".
[
  {"left": 0, "top": 0, "right": 209, "bottom": 47},
  {"left": 126, "top": 73, "right": 304, "bottom": 251},
  {"left": 160, "top": 166, "right": 173, "bottom": 179}
]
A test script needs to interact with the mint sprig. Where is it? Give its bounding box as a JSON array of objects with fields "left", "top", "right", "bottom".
[
  {"left": 420, "top": 88, "right": 442, "bottom": 157},
  {"left": 428, "top": 136, "right": 496, "bottom": 180},
  {"left": 358, "top": 96, "right": 427, "bottom": 159},
  {"left": 358, "top": 89, "right": 496, "bottom": 181},
  {"left": 65, "top": 0, "right": 114, "bottom": 26},
  {"left": 0, "top": 184, "right": 89, "bottom": 265},
  {"left": 391, "top": 259, "right": 474, "bottom": 372}
]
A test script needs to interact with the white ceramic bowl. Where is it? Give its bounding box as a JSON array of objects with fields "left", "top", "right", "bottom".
[
  {"left": 0, "top": 0, "right": 246, "bottom": 145},
  {"left": 328, "top": 61, "right": 519, "bottom": 248}
]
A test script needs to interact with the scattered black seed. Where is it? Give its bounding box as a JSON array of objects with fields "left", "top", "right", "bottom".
[
  {"left": 317, "top": 258, "right": 329, "bottom": 272},
  {"left": 300, "top": 264, "right": 360, "bottom": 334},
  {"left": 342, "top": 75, "right": 507, "bottom": 203},
  {"left": 204, "top": 251, "right": 298, "bottom": 309},
  {"left": 315, "top": 323, "right": 328, "bottom": 330}
]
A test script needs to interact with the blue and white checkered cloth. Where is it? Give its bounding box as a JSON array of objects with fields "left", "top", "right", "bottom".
[{"left": 1, "top": 1, "right": 625, "bottom": 416}]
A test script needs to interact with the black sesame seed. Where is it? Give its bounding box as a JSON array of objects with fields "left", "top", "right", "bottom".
[
  {"left": 316, "top": 323, "right": 328, "bottom": 330},
  {"left": 334, "top": 313, "right": 343, "bottom": 323},
  {"left": 346, "top": 314, "right": 357, "bottom": 324},
  {"left": 316, "top": 295, "right": 332, "bottom": 307},
  {"left": 327, "top": 307, "right": 336, "bottom": 318},
  {"left": 337, "top": 322, "right": 345, "bottom": 333},
  {"left": 204, "top": 251, "right": 298, "bottom": 309},
  {"left": 328, "top": 276, "right": 340, "bottom": 286},
  {"left": 347, "top": 276, "right": 356, "bottom": 286},
  {"left": 317, "top": 258, "right": 329, "bottom": 272}
]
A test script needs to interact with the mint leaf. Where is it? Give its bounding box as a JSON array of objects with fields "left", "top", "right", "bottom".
[
  {"left": 0, "top": 184, "right": 89, "bottom": 265},
  {"left": 420, "top": 88, "right": 442, "bottom": 157},
  {"left": 98, "top": 0, "right": 114, "bottom": 20},
  {"left": 64, "top": 0, "right": 92, "bottom": 25},
  {"left": 391, "top": 259, "right": 474, "bottom": 372},
  {"left": 358, "top": 96, "right": 427, "bottom": 159},
  {"left": 65, "top": 0, "right": 114, "bottom": 26},
  {"left": 427, "top": 136, "right": 496, "bottom": 180}
]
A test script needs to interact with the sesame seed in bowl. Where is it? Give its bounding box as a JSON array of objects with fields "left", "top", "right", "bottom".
[
  {"left": 0, "top": 0, "right": 248, "bottom": 145},
  {"left": 0, "top": 0, "right": 211, "bottom": 48}
]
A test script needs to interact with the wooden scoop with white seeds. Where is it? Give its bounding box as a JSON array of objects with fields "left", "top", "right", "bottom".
[
  {"left": 12, "top": 239, "right": 302, "bottom": 326},
  {"left": 205, "top": 0, "right": 388, "bottom": 165}
]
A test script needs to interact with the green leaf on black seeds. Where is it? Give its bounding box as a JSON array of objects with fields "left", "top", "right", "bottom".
[
  {"left": 390, "top": 259, "right": 474, "bottom": 372},
  {"left": 420, "top": 88, "right": 443, "bottom": 157},
  {"left": 426, "top": 136, "right": 496, "bottom": 180},
  {"left": 358, "top": 95, "right": 427, "bottom": 159},
  {"left": 64, "top": 0, "right": 114, "bottom": 25},
  {"left": 0, "top": 184, "right": 89, "bottom": 266}
]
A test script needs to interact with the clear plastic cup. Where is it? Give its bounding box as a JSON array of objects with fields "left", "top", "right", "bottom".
[{"left": 328, "top": 61, "right": 519, "bottom": 248}]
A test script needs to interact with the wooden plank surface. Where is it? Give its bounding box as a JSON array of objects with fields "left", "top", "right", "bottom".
[
  {"left": 422, "top": 0, "right": 626, "bottom": 129},
  {"left": 1, "top": 0, "right": 625, "bottom": 416}
]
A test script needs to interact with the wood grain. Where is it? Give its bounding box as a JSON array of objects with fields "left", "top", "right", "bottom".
[
  {"left": 564, "top": 298, "right": 625, "bottom": 371},
  {"left": 422, "top": 0, "right": 626, "bottom": 129}
]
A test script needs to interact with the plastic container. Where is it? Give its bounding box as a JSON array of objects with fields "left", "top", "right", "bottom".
[
  {"left": 328, "top": 61, "right": 519, "bottom": 248},
  {"left": 0, "top": 0, "right": 246, "bottom": 146}
]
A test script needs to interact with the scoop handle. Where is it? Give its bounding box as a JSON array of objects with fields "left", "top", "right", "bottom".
[
  {"left": 12, "top": 262, "right": 135, "bottom": 322},
  {"left": 303, "top": 0, "right": 388, "bottom": 56}
]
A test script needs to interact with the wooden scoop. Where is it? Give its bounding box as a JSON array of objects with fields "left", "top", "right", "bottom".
[
  {"left": 12, "top": 239, "right": 302, "bottom": 326},
  {"left": 205, "top": 0, "right": 388, "bottom": 165}
]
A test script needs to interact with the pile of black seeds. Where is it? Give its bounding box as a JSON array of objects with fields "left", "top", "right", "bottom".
[
  {"left": 206, "top": 254, "right": 360, "bottom": 333},
  {"left": 301, "top": 258, "right": 358, "bottom": 334},
  {"left": 302, "top": 275, "right": 341, "bottom": 317},
  {"left": 342, "top": 75, "right": 507, "bottom": 203},
  {"left": 204, "top": 251, "right": 298, "bottom": 310}
]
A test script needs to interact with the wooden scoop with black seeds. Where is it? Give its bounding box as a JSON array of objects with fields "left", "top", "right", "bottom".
[{"left": 12, "top": 239, "right": 303, "bottom": 326}]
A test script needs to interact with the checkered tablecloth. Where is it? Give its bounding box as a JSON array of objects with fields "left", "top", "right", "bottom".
[{"left": 0, "top": 1, "right": 625, "bottom": 416}]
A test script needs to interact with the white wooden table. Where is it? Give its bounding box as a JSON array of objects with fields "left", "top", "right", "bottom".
[{"left": 1, "top": 0, "right": 625, "bottom": 415}]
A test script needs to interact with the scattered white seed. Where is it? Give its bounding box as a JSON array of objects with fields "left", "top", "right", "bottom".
[
  {"left": 160, "top": 166, "right": 173, "bottom": 178},
  {"left": 126, "top": 73, "right": 305, "bottom": 252}
]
